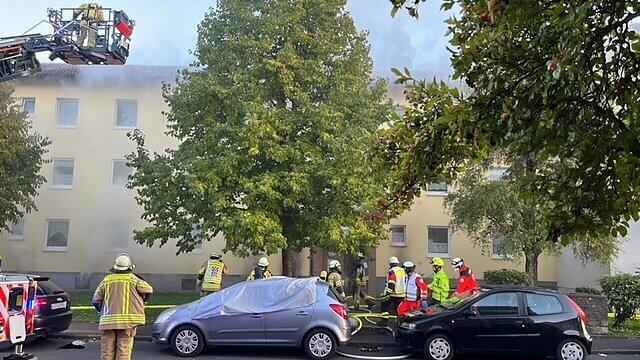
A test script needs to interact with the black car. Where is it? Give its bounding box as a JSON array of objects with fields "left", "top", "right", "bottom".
[
  {"left": 396, "top": 287, "right": 592, "bottom": 360},
  {"left": 31, "top": 276, "right": 73, "bottom": 336}
]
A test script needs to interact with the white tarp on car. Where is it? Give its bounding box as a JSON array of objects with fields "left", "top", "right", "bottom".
[{"left": 191, "top": 276, "right": 319, "bottom": 318}]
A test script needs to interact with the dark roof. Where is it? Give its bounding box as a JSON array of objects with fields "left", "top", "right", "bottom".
[{"left": 482, "top": 285, "right": 560, "bottom": 294}]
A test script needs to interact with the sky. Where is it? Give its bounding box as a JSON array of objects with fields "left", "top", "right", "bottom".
[{"left": 0, "top": 0, "right": 454, "bottom": 80}]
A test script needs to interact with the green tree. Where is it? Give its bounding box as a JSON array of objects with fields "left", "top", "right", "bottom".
[
  {"left": 127, "top": 0, "right": 391, "bottom": 276},
  {"left": 0, "top": 84, "right": 50, "bottom": 230},
  {"left": 445, "top": 155, "right": 618, "bottom": 285},
  {"left": 380, "top": 1, "right": 640, "bottom": 244}
]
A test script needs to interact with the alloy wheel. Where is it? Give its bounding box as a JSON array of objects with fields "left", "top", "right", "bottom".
[
  {"left": 309, "top": 332, "right": 333, "bottom": 358},
  {"left": 560, "top": 341, "right": 584, "bottom": 360},
  {"left": 428, "top": 337, "right": 451, "bottom": 360},
  {"left": 175, "top": 329, "right": 199, "bottom": 355}
]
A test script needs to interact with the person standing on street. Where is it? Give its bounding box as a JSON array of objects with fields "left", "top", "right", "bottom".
[
  {"left": 247, "top": 257, "right": 272, "bottom": 281},
  {"left": 353, "top": 252, "right": 372, "bottom": 310},
  {"left": 93, "top": 253, "right": 153, "bottom": 360},
  {"left": 428, "top": 257, "right": 450, "bottom": 305},
  {"left": 381, "top": 256, "right": 407, "bottom": 317},
  {"left": 197, "top": 252, "right": 229, "bottom": 297},
  {"left": 451, "top": 257, "right": 479, "bottom": 296},
  {"left": 397, "top": 261, "right": 429, "bottom": 316},
  {"left": 327, "top": 260, "right": 346, "bottom": 299}
]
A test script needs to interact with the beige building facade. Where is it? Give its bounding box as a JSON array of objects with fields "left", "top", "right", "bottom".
[{"left": 1, "top": 64, "right": 557, "bottom": 292}]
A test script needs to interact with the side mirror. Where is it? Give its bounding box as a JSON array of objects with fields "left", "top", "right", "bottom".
[{"left": 463, "top": 308, "right": 478, "bottom": 318}]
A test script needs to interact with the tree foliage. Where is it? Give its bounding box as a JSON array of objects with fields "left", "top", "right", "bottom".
[
  {"left": 380, "top": 1, "right": 640, "bottom": 244},
  {"left": 127, "top": 0, "right": 391, "bottom": 274},
  {"left": 0, "top": 84, "right": 50, "bottom": 230}
]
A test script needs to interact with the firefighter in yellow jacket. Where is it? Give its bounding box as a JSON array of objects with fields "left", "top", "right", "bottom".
[
  {"left": 327, "top": 260, "right": 346, "bottom": 299},
  {"left": 197, "top": 252, "right": 228, "bottom": 297},
  {"left": 93, "top": 253, "right": 153, "bottom": 360},
  {"left": 74, "top": 3, "right": 104, "bottom": 48}
]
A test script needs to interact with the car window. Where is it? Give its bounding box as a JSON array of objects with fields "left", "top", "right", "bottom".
[
  {"left": 37, "top": 280, "right": 65, "bottom": 295},
  {"left": 472, "top": 292, "right": 519, "bottom": 316},
  {"left": 326, "top": 285, "right": 341, "bottom": 302},
  {"left": 525, "top": 293, "right": 563, "bottom": 316}
]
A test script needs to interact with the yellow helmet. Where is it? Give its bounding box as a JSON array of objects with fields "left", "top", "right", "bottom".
[
  {"left": 319, "top": 270, "right": 328, "bottom": 281},
  {"left": 430, "top": 257, "right": 444, "bottom": 267}
]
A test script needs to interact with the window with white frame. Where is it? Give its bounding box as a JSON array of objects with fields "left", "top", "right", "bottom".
[
  {"left": 112, "top": 160, "right": 133, "bottom": 186},
  {"left": 390, "top": 225, "right": 406, "bottom": 246},
  {"left": 51, "top": 159, "right": 75, "bottom": 188},
  {"left": 56, "top": 99, "right": 79, "bottom": 127},
  {"left": 22, "top": 98, "right": 36, "bottom": 117},
  {"left": 427, "top": 227, "right": 450, "bottom": 257},
  {"left": 427, "top": 181, "right": 448, "bottom": 195},
  {"left": 45, "top": 219, "right": 70, "bottom": 250},
  {"left": 106, "top": 219, "right": 130, "bottom": 250},
  {"left": 490, "top": 167, "right": 508, "bottom": 181},
  {"left": 115, "top": 99, "right": 138, "bottom": 128},
  {"left": 9, "top": 218, "right": 25, "bottom": 240},
  {"left": 492, "top": 233, "right": 513, "bottom": 259}
]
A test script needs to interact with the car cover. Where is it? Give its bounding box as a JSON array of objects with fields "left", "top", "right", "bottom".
[{"left": 191, "top": 276, "right": 319, "bottom": 319}]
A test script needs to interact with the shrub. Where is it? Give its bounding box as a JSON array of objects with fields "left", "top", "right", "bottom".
[
  {"left": 574, "top": 286, "right": 601, "bottom": 295},
  {"left": 484, "top": 269, "right": 530, "bottom": 286},
  {"left": 599, "top": 274, "right": 640, "bottom": 328}
]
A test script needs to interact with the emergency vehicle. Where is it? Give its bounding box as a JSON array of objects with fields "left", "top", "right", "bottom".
[{"left": 0, "top": 274, "right": 37, "bottom": 347}]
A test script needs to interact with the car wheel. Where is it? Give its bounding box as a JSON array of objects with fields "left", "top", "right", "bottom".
[
  {"left": 303, "top": 328, "right": 337, "bottom": 360},
  {"left": 556, "top": 339, "right": 587, "bottom": 360},
  {"left": 422, "top": 334, "right": 454, "bottom": 360},
  {"left": 171, "top": 325, "right": 205, "bottom": 357}
]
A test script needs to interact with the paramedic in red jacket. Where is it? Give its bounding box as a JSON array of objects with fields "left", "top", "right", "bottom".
[
  {"left": 451, "top": 257, "right": 479, "bottom": 295},
  {"left": 397, "top": 261, "right": 429, "bottom": 316}
]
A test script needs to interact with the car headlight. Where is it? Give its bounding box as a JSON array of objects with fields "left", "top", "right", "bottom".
[
  {"left": 154, "top": 309, "right": 177, "bottom": 324},
  {"left": 400, "top": 322, "right": 416, "bottom": 330}
]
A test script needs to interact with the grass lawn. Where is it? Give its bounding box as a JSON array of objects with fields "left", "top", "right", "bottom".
[
  {"left": 69, "top": 291, "right": 200, "bottom": 323},
  {"left": 609, "top": 317, "right": 640, "bottom": 337}
]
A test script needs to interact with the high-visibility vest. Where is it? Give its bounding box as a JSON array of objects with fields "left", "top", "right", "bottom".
[
  {"left": 388, "top": 266, "right": 407, "bottom": 297},
  {"left": 92, "top": 273, "right": 153, "bottom": 330},
  {"left": 406, "top": 273, "right": 428, "bottom": 301},
  {"left": 247, "top": 268, "right": 272, "bottom": 281},
  {"left": 203, "top": 260, "right": 225, "bottom": 285},
  {"left": 80, "top": 3, "right": 104, "bottom": 21},
  {"left": 430, "top": 269, "right": 450, "bottom": 302}
]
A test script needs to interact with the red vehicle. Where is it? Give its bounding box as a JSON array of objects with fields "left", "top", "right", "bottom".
[{"left": 0, "top": 274, "right": 37, "bottom": 347}]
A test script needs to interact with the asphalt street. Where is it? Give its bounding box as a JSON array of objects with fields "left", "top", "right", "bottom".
[{"left": 2, "top": 337, "right": 638, "bottom": 360}]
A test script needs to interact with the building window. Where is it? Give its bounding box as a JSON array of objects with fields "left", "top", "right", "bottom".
[
  {"left": 427, "top": 227, "right": 450, "bottom": 257},
  {"left": 51, "top": 159, "right": 75, "bottom": 188},
  {"left": 115, "top": 99, "right": 138, "bottom": 128},
  {"left": 491, "top": 233, "right": 513, "bottom": 259},
  {"left": 427, "top": 181, "right": 448, "bottom": 196},
  {"left": 56, "top": 99, "right": 79, "bottom": 127},
  {"left": 106, "top": 219, "right": 130, "bottom": 250},
  {"left": 112, "top": 160, "right": 133, "bottom": 186},
  {"left": 22, "top": 98, "right": 36, "bottom": 117},
  {"left": 45, "top": 219, "right": 70, "bottom": 251},
  {"left": 390, "top": 225, "right": 406, "bottom": 247},
  {"left": 9, "top": 218, "right": 25, "bottom": 240},
  {"left": 490, "top": 167, "right": 508, "bottom": 181},
  {"left": 190, "top": 227, "right": 203, "bottom": 254}
]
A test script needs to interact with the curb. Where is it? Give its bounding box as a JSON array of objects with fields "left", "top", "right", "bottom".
[
  {"left": 56, "top": 332, "right": 153, "bottom": 342},
  {"left": 595, "top": 350, "right": 640, "bottom": 355}
]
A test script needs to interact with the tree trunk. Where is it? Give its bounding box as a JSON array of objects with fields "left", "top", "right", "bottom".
[
  {"left": 282, "top": 245, "right": 295, "bottom": 277},
  {"left": 524, "top": 252, "right": 540, "bottom": 286}
]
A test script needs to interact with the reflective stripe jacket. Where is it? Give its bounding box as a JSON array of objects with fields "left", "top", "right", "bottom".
[
  {"left": 406, "top": 272, "right": 429, "bottom": 301},
  {"left": 247, "top": 267, "right": 272, "bottom": 281},
  {"left": 355, "top": 260, "right": 368, "bottom": 286},
  {"left": 77, "top": 3, "right": 104, "bottom": 20},
  {"left": 455, "top": 266, "right": 479, "bottom": 295},
  {"left": 327, "top": 271, "right": 345, "bottom": 297},
  {"left": 198, "top": 260, "right": 228, "bottom": 291},
  {"left": 429, "top": 269, "right": 450, "bottom": 302},
  {"left": 92, "top": 273, "right": 153, "bottom": 330},
  {"left": 384, "top": 266, "right": 407, "bottom": 297}
]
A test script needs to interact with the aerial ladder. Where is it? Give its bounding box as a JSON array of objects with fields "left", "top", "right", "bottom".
[{"left": 0, "top": 7, "right": 134, "bottom": 83}]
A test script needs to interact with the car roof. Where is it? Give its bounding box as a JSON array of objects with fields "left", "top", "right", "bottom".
[
  {"left": 482, "top": 285, "right": 561, "bottom": 295},
  {"left": 1, "top": 273, "right": 50, "bottom": 282}
]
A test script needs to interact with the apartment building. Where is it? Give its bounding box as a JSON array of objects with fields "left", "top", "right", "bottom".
[{"left": 1, "top": 64, "right": 558, "bottom": 292}]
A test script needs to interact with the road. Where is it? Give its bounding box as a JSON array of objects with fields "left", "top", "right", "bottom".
[{"left": 2, "top": 337, "right": 637, "bottom": 360}]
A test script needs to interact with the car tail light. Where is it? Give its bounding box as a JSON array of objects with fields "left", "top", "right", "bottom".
[
  {"left": 567, "top": 296, "right": 589, "bottom": 326},
  {"left": 330, "top": 303, "right": 349, "bottom": 320}
]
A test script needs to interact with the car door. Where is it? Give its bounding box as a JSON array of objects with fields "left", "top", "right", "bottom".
[
  {"left": 522, "top": 292, "right": 566, "bottom": 355},
  {"left": 208, "top": 312, "right": 266, "bottom": 345},
  {"left": 263, "top": 305, "right": 315, "bottom": 345},
  {"left": 450, "top": 291, "right": 529, "bottom": 354}
]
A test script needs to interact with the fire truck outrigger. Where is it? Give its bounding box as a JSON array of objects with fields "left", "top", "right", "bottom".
[{"left": 0, "top": 6, "right": 135, "bottom": 83}]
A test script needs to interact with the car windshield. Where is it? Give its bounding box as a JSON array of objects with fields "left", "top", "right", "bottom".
[
  {"left": 37, "top": 280, "right": 65, "bottom": 295},
  {"left": 440, "top": 291, "right": 483, "bottom": 310}
]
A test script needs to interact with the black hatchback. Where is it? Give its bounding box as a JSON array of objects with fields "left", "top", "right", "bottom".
[
  {"left": 31, "top": 276, "right": 73, "bottom": 336},
  {"left": 396, "top": 287, "right": 592, "bottom": 360}
]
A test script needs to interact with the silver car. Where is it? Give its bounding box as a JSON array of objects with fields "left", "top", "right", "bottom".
[{"left": 152, "top": 277, "right": 350, "bottom": 359}]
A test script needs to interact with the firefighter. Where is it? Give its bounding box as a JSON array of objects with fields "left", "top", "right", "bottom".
[
  {"left": 397, "top": 261, "right": 429, "bottom": 316},
  {"left": 74, "top": 3, "right": 104, "bottom": 48},
  {"left": 327, "top": 260, "right": 346, "bottom": 299},
  {"left": 381, "top": 256, "right": 407, "bottom": 316},
  {"left": 353, "top": 252, "right": 373, "bottom": 310},
  {"left": 428, "top": 257, "right": 450, "bottom": 305},
  {"left": 319, "top": 270, "right": 328, "bottom": 282},
  {"left": 247, "top": 257, "right": 272, "bottom": 281},
  {"left": 197, "top": 252, "right": 229, "bottom": 297},
  {"left": 451, "top": 257, "right": 479, "bottom": 296},
  {"left": 92, "top": 253, "right": 153, "bottom": 360}
]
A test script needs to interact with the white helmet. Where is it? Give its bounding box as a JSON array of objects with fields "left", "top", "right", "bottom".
[
  {"left": 210, "top": 252, "right": 222, "bottom": 260},
  {"left": 403, "top": 261, "right": 415, "bottom": 268},
  {"left": 389, "top": 256, "right": 400, "bottom": 265},
  {"left": 258, "top": 257, "right": 269, "bottom": 267},
  {"left": 451, "top": 257, "right": 464, "bottom": 270},
  {"left": 357, "top": 252, "right": 364, "bottom": 258},
  {"left": 113, "top": 253, "right": 134, "bottom": 271},
  {"left": 329, "top": 260, "right": 341, "bottom": 269}
]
